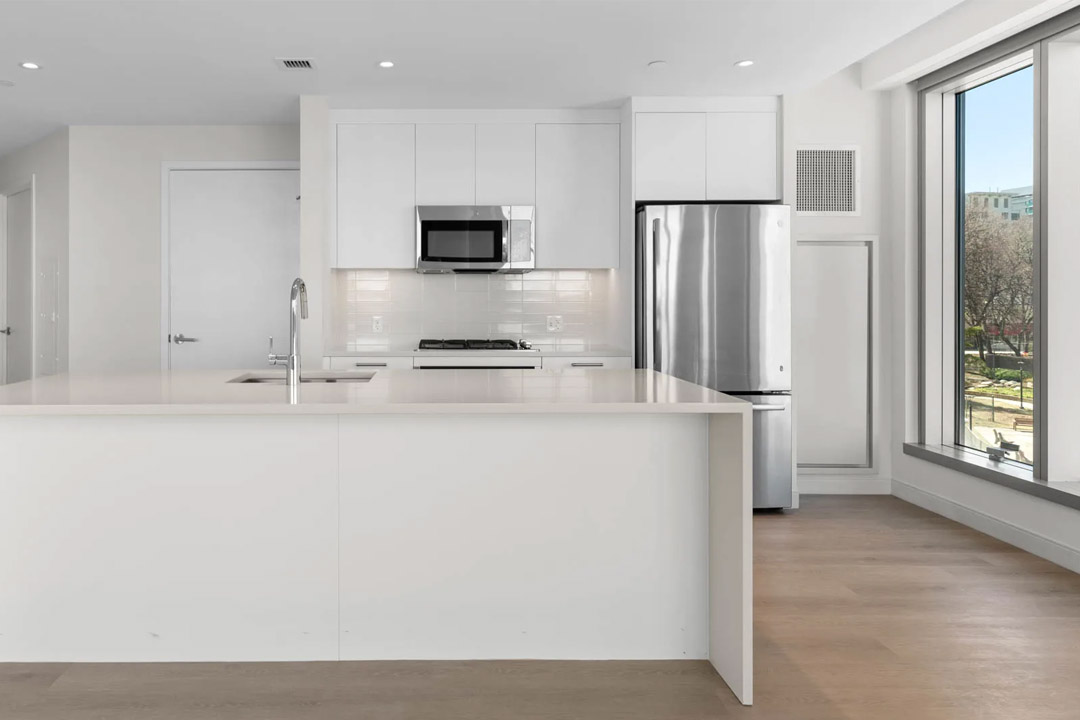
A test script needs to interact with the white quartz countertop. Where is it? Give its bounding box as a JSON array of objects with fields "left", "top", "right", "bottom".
[{"left": 0, "top": 368, "right": 749, "bottom": 416}]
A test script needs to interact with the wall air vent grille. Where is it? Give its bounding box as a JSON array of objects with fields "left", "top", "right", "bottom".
[
  {"left": 275, "top": 58, "right": 317, "bottom": 70},
  {"left": 795, "top": 147, "right": 859, "bottom": 216}
]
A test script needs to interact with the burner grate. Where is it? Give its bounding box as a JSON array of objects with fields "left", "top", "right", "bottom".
[{"left": 418, "top": 338, "right": 522, "bottom": 351}]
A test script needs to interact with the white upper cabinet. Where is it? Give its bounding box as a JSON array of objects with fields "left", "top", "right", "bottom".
[
  {"left": 635, "top": 110, "right": 779, "bottom": 202},
  {"left": 335, "top": 123, "right": 416, "bottom": 269},
  {"left": 475, "top": 123, "right": 536, "bottom": 206},
  {"left": 334, "top": 115, "right": 619, "bottom": 270},
  {"left": 416, "top": 124, "right": 476, "bottom": 205},
  {"left": 535, "top": 123, "right": 620, "bottom": 269},
  {"left": 635, "top": 113, "right": 707, "bottom": 201},
  {"left": 706, "top": 112, "right": 778, "bottom": 201}
]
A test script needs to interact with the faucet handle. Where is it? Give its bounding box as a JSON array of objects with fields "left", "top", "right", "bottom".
[{"left": 268, "top": 336, "right": 287, "bottom": 366}]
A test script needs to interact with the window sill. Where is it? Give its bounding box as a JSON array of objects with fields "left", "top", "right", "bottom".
[{"left": 903, "top": 443, "right": 1080, "bottom": 511}]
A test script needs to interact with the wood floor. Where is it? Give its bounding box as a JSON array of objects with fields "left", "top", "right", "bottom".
[{"left": 4, "top": 496, "right": 1080, "bottom": 719}]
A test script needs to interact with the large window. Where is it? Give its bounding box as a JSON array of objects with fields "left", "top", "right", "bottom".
[
  {"left": 915, "top": 9, "right": 1080, "bottom": 499},
  {"left": 956, "top": 67, "right": 1035, "bottom": 465}
]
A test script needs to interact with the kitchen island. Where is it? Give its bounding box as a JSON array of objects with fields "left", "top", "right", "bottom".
[{"left": 0, "top": 368, "right": 754, "bottom": 704}]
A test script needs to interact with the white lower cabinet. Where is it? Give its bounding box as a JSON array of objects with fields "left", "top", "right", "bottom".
[
  {"left": 327, "top": 356, "right": 414, "bottom": 371},
  {"left": 327, "top": 356, "right": 632, "bottom": 371},
  {"left": 542, "top": 356, "right": 632, "bottom": 371}
]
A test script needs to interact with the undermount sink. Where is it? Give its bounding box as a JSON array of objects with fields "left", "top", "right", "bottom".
[{"left": 228, "top": 371, "right": 375, "bottom": 385}]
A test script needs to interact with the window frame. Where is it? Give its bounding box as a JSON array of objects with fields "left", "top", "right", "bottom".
[
  {"left": 907, "top": 7, "right": 1080, "bottom": 507},
  {"left": 917, "top": 49, "right": 1043, "bottom": 479},
  {"left": 952, "top": 62, "right": 1037, "bottom": 465}
]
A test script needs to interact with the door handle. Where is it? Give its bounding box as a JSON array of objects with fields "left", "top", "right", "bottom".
[
  {"left": 0, "top": 326, "right": 9, "bottom": 336},
  {"left": 750, "top": 404, "right": 785, "bottom": 411},
  {"left": 173, "top": 333, "right": 199, "bottom": 344}
]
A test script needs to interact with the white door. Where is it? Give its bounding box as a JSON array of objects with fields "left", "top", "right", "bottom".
[
  {"left": 794, "top": 242, "right": 871, "bottom": 467},
  {"left": 167, "top": 169, "right": 300, "bottom": 370},
  {"left": 3, "top": 189, "right": 33, "bottom": 384}
]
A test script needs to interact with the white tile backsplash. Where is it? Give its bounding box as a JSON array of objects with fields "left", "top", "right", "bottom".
[{"left": 331, "top": 270, "right": 616, "bottom": 352}]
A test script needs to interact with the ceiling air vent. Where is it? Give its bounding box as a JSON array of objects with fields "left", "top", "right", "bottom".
[
  {"left": 795, "top": 146, "right": 860, "bottom": 216},
  {"left": 275, "top": 58, "right": 317, "bottom": 71}
]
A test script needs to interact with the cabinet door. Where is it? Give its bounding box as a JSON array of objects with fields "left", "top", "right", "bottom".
[
  {"left": 706, "top": 112, "right": 779, "bottom": 201},
  {"left": 542, "top": 356, "right": 632, "bottom": 371},
  {"left": 336, "top": 123, "right": 416, "bottom": 269},
  {"left": 328, "top": 356, "right": 414, "bottom": 370},
  {"left": 535, "top": 124, "right": 620, "bottom": 269},
  {"left": 416, "top": 124, "right": 476, "bottom": 205},
  {"left": 794, "top": 242, "right": 870, "bottom": 467},
  {"left": 635, "top": 113, "right": 706, "bottom": 201},
  {"left": 476, "top": 123, "right": 535, "bottom": 205}
]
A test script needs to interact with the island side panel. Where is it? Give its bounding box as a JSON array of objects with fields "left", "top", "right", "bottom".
[
  {"left": 0, "top": 415, "right": 339, "bottom": 662},
  {"left": 338, "top": 413, "right": 710, "bottom": 660},
  {"left": 708, "top": 410, "right": 754, "bottom": 705}
]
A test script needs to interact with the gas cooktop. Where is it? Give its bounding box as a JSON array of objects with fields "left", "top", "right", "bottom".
[{"left": 418, "top": 339, "right": 533, "bottom": 351}]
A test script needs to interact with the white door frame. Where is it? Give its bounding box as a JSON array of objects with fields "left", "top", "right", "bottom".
[
  {"left": 0, "top": 175, "right": 37, "bottom": 383},
  {"left": 160, "top": 161, "right": 301, "bottom": 370}
]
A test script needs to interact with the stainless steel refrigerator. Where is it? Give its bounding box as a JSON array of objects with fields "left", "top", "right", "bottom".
[{"left": 636, "top": 204, "right": 793, "bottom": 509}]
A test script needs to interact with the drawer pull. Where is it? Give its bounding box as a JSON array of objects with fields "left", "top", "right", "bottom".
[
  {"left": 354, "top": 362, "right": 388, "bottom": 368},
  {"left": 571, "top": 362, "right": 604, "bottom": 367}
]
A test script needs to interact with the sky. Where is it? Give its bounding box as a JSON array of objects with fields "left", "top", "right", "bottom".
[{"left": 962, "top": 65, "right": 1034, "bottom": 193}]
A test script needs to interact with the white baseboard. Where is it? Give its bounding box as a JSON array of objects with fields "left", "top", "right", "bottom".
[
  {"left": 892, "top": 479, "right": 1080, "bottom": 574},
  {"left": 798, "top": 473, "right": 891, "bottom": 494}
]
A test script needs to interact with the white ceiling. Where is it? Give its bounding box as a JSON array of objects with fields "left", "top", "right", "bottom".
[{"left": 0, "top": 0, "right": 964, "bottom": 157}]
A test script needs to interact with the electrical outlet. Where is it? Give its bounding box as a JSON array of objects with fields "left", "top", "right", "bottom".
[
  {"left": 546, "top": 315, "right": 564, "bottom": 333},
  {"left": 372, "top": 316, "right": 384, "bottom": 333}
]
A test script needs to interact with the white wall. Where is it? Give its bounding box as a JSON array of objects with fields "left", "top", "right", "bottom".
[
  {"left": 1045, "top": 41, "right": 1080, "bottom": 481},
  {"left": 0, "top": 128, "right": 69, "bottom": 376},
  {"left": 68, "top": 125, "right": 299, "bottom": 372},
  {"left": 782, "top": 66, "right": 892, "bottom": 494}
]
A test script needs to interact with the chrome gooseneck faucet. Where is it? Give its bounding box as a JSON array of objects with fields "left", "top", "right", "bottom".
[{"left": 268, "top": 278, "right": 308, "bottom": 388}]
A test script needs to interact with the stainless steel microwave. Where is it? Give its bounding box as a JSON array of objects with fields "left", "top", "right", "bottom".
[{"left": 416, "top": 205, "right": 534, "bottom": 273}]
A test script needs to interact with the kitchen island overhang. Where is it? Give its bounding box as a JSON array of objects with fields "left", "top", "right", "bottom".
[{"left": 0, "top": 369, "right": 754, "bottom": 705}]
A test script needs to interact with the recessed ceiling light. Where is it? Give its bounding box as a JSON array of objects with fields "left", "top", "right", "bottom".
[
  {"left": 19, "top": 62, "right": 40, "bottom": 70},
  {"left": 734, "top": 59, "right": 754, "bottom": 68},
  {"left": 647, "top": 60, "right": 667, "bottom": 69},
  {"left": 378, "top": 60, "right": 395, "bottom": 69}
]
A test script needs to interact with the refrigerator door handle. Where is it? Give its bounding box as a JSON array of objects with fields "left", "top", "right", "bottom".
[
  {"left": 750, "top": 404, "right": 786, "bottom": 411},
  {"left": 650, "top": 217, "right": 660, "bottom": 370}
]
